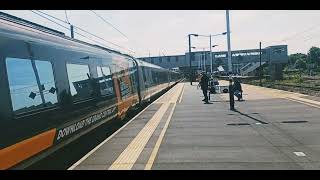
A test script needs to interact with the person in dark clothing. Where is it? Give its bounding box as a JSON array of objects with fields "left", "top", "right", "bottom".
[
  {"left": 199, "top": 72, "right": 209, "bottom": 103},
  {"left": 208, "top": 77, "right": 218, "bottom": 100},
  {"left": 233, "top": 78, "right": 243, "bottom": 101}
]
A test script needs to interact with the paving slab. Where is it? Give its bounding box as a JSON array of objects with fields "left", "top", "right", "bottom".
[
  {"left": 152, "top": 82, "right": 320, "bottom": 170},
  {"left": 71, "top": 82, "right": 320, "bottom": 170},
  {"left": 152, "top": 162, "right": 303, "bottom": 170}
]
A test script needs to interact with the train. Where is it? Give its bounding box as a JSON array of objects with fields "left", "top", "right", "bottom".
[{"left": 0, "top": 13, "right": 182, "bottom": 169}]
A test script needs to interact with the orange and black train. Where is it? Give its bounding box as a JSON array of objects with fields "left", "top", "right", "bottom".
[{"left": 0, "top": 13, "right": 182, "bottom": 169}]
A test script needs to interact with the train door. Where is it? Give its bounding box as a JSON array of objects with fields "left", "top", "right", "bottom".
[
  {"left": 128, "top": 60, "right": 139, "bottom": 106},
  {"left": 145, "top": 67, "right": 154, "bottom": 100},
  {"left": 140, "top": 66, "right": 149, "bottom": 101},
  {"left": 112, "top": 62, "right": 135, "bottom": 119},
  {"left": 168, "top": 71, "right": 171, "bottom": 86},
  {"left": 131, "top": 60, "right": 142, "bottom": 104}
]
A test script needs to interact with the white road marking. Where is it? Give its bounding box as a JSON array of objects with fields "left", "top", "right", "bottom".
[{"left": 294, "top": 152, "right": 306, "bottom": 157}]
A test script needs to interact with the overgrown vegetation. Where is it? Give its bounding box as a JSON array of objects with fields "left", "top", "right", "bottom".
[
  {"left": 287, "top": 46, "right": 320, "bottom": 75},
  {"left": 244, "top": 46, "right": 320, "bottom": 95},
  {"left": 245, "top": 71, "right": 320, "bottom": 97}
]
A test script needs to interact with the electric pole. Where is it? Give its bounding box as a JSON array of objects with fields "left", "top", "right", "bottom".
[
  {"left": 188, "top": 34, "right": 192, "bottom": 85},
  {"left": 203, "top": 49, "right": 206, "bottom": 72},
  {"left": 226, "top": 10, "right": 232, "bottom": 74},
  {"left": 210, "top": 35, "right": 213, "bottom": 74},
  {"left": 259, "top": 42, "right": 262, "bottom": 86},
  {"left": 70, "top": 24, "right": 74, "bottom": 38}
]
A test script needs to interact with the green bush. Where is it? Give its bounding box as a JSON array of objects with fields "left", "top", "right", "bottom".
[
  {"left": 295, "top": 77, "right": 303, "bottom": 83},
  {"left": 314, "top": 67, "right": 320, "bottom": 72},
  {"left": 291, "top": 74, "right": 303, "bottom": 83}
]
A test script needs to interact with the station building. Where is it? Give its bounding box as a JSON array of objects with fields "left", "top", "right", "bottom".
[{"left": 138, "top": 45, "right": 288, "bottom": 80}]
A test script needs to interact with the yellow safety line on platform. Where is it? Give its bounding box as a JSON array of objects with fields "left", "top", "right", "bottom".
[
  {"left": 68, "top": 84, "right": 173, "bottom": 170},
  {"left": 108, "top": 84, "right": 183, "bottom": 170},
  {"left": 108, "top": 103, "right": 170, "bottom": 170},
  {"left": 178, "top": 83, "right": 185, "bottom": 103},
  {"left": 145, "top": 102, "right": 176, "bottom": 170}
]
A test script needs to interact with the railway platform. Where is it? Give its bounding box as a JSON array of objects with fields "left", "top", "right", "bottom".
[{"left": 69, "top": 81, "right": 320, "bottom": 170}]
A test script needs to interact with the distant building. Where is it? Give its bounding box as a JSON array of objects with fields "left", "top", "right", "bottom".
[{"left": 138, "top": 45, "right": 288, "bottom": 80}]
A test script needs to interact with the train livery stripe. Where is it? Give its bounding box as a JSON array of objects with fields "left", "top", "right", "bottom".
[{"left": 0, "top": 129, "right": 56, "bottom": 170}]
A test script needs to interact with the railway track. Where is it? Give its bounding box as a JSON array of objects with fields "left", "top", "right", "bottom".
[
  {"left": 244, "top": 81, "right": 320, "bottom": 97},
  {"left": 274, "top": 83, "right": 320, "bottom": 91}
]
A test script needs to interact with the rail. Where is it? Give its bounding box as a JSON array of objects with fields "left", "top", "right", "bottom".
[{"left": 274, "top": 83, "right": 320, "bottom": 91}]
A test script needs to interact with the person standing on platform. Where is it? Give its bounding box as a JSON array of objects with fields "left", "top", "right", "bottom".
[
  {"left": 197, "top": 73, "right": 202, "bottom": 89},
  {"left": 199, "top": 72, "right": 209, "bottom": 103},
  {"left": 233, "top": 77, "right": 243, "bottom": 101},
  {"left": 208, "top": 76, "right": 218, "bottom": 100}
]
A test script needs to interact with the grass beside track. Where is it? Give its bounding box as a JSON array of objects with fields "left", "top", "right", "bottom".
[{"left": 244, "top": 76, "right": 320, "bottom": 97}]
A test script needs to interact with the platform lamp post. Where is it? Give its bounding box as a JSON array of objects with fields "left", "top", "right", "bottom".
[
  {"left": 203, "top": 48, "right": 206, "bottom": 72},
  {"left": 192, "top": 46, "right": 208, "bottom": 72},
  {"left": 193, "top": 46, "right": 218, "bottom": 73},
  {"left": 191, "top": 46, "right": 198, "bottom": 70},
  {"left": 229, "top": 76, "right": 235, "bottom": 111},
  {"left": 188, "top": 34, "right": 199, "bottom": 85},
  {"left": 209, "top": 32, "right": 227, "bottom": 74},
  {"left": 194, "top": 33, "right": 227, "bottom": 74},
  {"left": 210, "top": 45, "right": 219, "bottom": 74}
]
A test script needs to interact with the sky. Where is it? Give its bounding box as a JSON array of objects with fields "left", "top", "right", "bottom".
[{"left": 2, "top": 10, "right": 320, "bottom": 58}]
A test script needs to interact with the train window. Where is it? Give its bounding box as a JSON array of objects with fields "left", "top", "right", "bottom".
[
  {"left": 146, "top": 67, "right": 153, "bottom": 86},
  {"left": 66, "top": 63, "right": 92, "bottom": 101},
  {"left": 97, "top": 66, "right": 111, "bottom": 77},
  {"left": 128, "top": 61, "right": 138, "bottom": 94},
  {"left": 141, "top": 66, "right": 147, "bottom": 87},
  {"left": 97, "top": 66, "right": 115, "bottom": 97},
  {"left": 6, "top": 58, "right": 58, "bottom": 114},
  {"left": 152, "top": 70, "right": 158, "bottom": 85}
]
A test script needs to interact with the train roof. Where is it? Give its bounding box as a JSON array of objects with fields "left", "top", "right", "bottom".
[
  {"left": 135, "top": 58, "right": 165, "bottom": 69},
  {"left": 0, "top": 12, "right": 130, "bottom": 61},
  {"left": 0, "top": 12, "right": 177, "bottom": 73}
]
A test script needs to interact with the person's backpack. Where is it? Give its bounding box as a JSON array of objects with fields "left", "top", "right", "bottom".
[
  {"left": 222, "top": 88, "right": 228, "bottom": 93},
  {"left": 234, "top": 90, "right": 242, "bottom": 100}
]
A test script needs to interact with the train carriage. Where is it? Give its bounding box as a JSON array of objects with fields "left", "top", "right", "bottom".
[{"left": 0, "top": 13, "right": 182, "bottom": 170}]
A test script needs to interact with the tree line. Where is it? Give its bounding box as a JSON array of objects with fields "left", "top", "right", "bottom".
[{"left": 288, "top": 46, "right": 320, "bottom": 71}]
